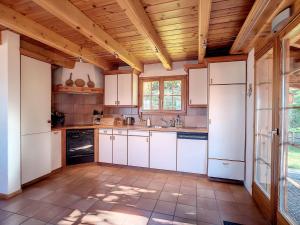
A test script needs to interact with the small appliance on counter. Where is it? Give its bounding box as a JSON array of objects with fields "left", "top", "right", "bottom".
[
  {"left": 51, "top": 111, "right": 65, "bottom": 127},
  {"left": 92, "top": 110, "right": 103, "bottom": 125},
  {"left": 125, "top": 116, "right": 135, "bottom": 125}
]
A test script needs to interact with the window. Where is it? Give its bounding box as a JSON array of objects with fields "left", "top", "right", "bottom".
[{"left": 140, "top": 76, "right": 186, "bottom": 113}]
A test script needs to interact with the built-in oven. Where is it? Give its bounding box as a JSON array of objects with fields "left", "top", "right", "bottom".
[{"left": 66, "top": 129, "right": 94, "bottom": 165}]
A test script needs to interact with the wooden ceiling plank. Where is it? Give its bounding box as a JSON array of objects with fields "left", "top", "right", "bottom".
[
  {"left": 198, "top": 0, "right": 212, "bottom": 63},
  {"left": 20, "top": 40, "right": 75, "bottom": 68},
  {"left": 116, "top": 0, "right": 172, "bottom": 70},
  {"left": 0, "top": 2, "right": 111, "bottom": 70},
  {"left": 230, "top": 0, "right": 284, "bottom": 54},
  {"left": 32, "top": 0, "right": 143, "bottom": 72}
]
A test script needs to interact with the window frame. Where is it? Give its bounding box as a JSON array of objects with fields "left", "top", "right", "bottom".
[{"left": 139, "top": 75, "right": 187, "bottom": 114}]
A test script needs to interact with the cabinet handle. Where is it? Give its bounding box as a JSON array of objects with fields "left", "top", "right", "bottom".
[
  {"left": 222, "top": 162, "right": 229, "bottom": 166},
  {"left": 150, "top": 132, "right": 152, "bottom": 136},
  {"left": 110, "top": 136, "right": 112, "bottom": 140},
  {"left": 104, "top": 130, "right": 107, "bottom": 134},
  {"left": 146, "top": 138, "right": 149, "bottom": 142},
  {"left": 189, "top": 99, "right": 192, "bottom": 104},
  {"left": 210, "top": 78, "right": 213, "bottom": 84}
]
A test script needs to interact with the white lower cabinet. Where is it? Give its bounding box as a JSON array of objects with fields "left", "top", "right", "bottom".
[
  {"left": 21, "top": 132, "right": 51, "bottom": 184},
  {"left": 51, "top": 130, "right": 62, "bottom": 171},
  {"left": 99, "top": 134, "right": 113, "bottom": 163},
  {"left": 113, "top": 135, "right": 127, "bottom": 165},
  {"left": 208, "top": 159, "right": 245, "bottom": 180},
  {"left": 128, "top": 135, "right": 149, "bottom": 167},
  {"left": 150, "top": 131, "right": 176, "bottom": 170}
]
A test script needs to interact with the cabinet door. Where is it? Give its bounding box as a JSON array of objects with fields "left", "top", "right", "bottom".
[
  {"left": 21, "top": 56, "right": 51, "bottom": 135},
  {"left": 104, "top": 75, "right": 118, "bottom": 106},
  {"left": 209, "top": 84, "right": 245, "bottom": 161},
  {"left": 99, "top": 134, "right": 113, "bottom": 163},
  {"left": 208, "top": 159, "right": 244, "bottom": 180},
  {"left": 113, "top": 135, "right": 127, "bottom": 165},
  {"left": 128, "top": 136, "right": 149, "bottom": 167},
  {"left": 150, "top": 132, "right": 176, "bottom": 170},
  {"left": 177, "top": 139, "right": 207, "bottom": 174},
  {"left": 51, "top": 131, "right": 62, "bottom": 171},
  {"left": 209, "top": 61, "right": 246, "bottom": 84},
  {"left": 189, "top": 68, "right": 207, "bottom": 105},
  {"left": 117, "top": 74, "right": 132, "bottom": 105},
  {"left": 22, "top": 132, "right": 51, "bottom": 184}
]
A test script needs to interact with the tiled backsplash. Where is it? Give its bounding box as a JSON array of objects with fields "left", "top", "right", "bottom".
[
  {"left": 53, "top": 94, "right": 208, "bottom": 128},
  {"left": 52, "top": 93, "right": 103, "bottom": 125},
  {"left": 103, "top": 107, "right": 208, "bottom": 128}
]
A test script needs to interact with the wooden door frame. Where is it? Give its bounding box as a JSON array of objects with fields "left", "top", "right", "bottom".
[{"left": 252, "top": 12, "right": 300, "bottom": 225}]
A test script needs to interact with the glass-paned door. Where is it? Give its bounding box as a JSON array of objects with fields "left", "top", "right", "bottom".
[
  {"left": 255, "top": 49, "right": 274, "bottom": 197},
  {"left": 279, "top": 25, "right": 300, "bottom": 225}
]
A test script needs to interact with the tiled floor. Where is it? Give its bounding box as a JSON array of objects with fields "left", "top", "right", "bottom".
[{"left": 0, "top": 164, "right": 269, "bottom": 225}]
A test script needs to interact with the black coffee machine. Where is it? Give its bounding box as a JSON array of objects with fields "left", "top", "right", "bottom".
[{"left": 51, "top": 111, "right": 65, "bottom": 127}]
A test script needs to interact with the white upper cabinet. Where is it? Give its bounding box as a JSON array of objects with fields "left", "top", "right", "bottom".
[
  {"left": 209, "top": 61, "right": 246, "bottom": 84},
  {"left": 189, "top": 68, "right": 208, "bottom": 105},
  {"left": 118, "top": 73, "right": 132, "bottom": 106},
  {"left": 104, "top": 73, "right": 138, "bottom": 106},
  {"left": 104, "top": 75, "right": 118, "bottom": 106},
  {"left": 21, "top": 56, "right": 51, "bottom": 135},
  {"left": 150, "top": 131, "right": 177, "bottom": 171}
]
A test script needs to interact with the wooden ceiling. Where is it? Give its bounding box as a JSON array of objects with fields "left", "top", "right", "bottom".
[{"left": 0, "top": 0, "right": 296, "bottom": 70}]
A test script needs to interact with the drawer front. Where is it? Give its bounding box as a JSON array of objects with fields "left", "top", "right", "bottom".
[
  {"left": 113, "top": 129, "right": 128, "bottom": 135},
  {"left": 128, "top": 130, "right": 149, "bottom": 137},
  {"left": 99, "top": 128, "right": 113, "bottom": 135},
  {"left": 208, "top": 159, "right": 244, "bottom": 181}
]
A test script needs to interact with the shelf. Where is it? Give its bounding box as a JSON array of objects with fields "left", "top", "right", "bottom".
[{"left": 53, "top": 86, "right": 104, "bottom": 94}]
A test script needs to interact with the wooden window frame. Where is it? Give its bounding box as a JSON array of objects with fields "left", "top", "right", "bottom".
[{"left": 139, "top": 75, "right": 187, "bottom": 114}]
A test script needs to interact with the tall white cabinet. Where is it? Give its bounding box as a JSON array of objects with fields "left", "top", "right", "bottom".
[
  {"left": 208, "top": 61, "right": 246, "bottom": 181},
  {"left": 104, "top": 73, "right": 138, "bottom": 106},
  {"left": 21, "top": 56, "right": 52, "bottom": 184},
  {"left": 188, "top": 68, "right": 208, "bottom": 105}
]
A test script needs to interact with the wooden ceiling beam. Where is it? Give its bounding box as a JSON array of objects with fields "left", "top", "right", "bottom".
[
  {"left": 0, "top": 2, "right": 111, "bottom": 70},
  {"left": 198, "top": 0, "right": 212, "bottom": 63},
  {"left": 230, "top": 0, "right": 285, "bottom": 54},
  {"left": 20, "top": 40, "right": 75, "bottom": 69},
  {"left": 32, "top": 0, "right": 143, "bottom": 72},
  {"left": 116, "top": 0, "right": 172, "bottom": 70}
]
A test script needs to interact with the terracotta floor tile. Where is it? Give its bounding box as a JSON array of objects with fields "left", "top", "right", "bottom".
[
  {"left": 197, "top": 208, "right": 222, "bottom": 225},
  {"left": 159, "top": 191, "right": 179, "bottom": 203},
  {"left": 68, "top": 197, "right": 98, "bottom": 211},
  {"left": 141, "top": 189, "right": 161, "bottom": 200},
  {"left": 175, "top": 203, "right": 197, "bottom": 221},
  {"left": 32, "top": 204, "right": 67, "bottom": 222},
  {"left": 47, "top": 208, "right": 77, "bottom": 225},
  {"left": 177, "top": 194, "right": 197, "bottom": 206},
  {"left": 163, "top": 184, "right": 180, "bottom": 193},
  {"left": 215, "top": 191, "right": 235, "bottom": 202},
  {"left": 197, "top": 198, "right": 218, "bottom": 211},
  {"left": 1, "top": 198, "right": 34, "bottom": 213},
  {"left": 0, "top": 213, "right": 28, "bottom": 225},
  {"left": 147, "top": 181, "right": 165, "bottom": 191},
  {"left": 134, "top": 198, "right": 157, "bottom": 211},
  {"left": 22, "top": 188, "right": 53, "bottom": 201},
  {"left": 17, "top": 201, "right": 50, "bottom": 217},
  {"left": 180, "top": 186, "right": 196, "bottom": 196},
  {"left": 21, "top": 218, "right": 46, "bottom": 225},
  {"left": 0, "top": 209, "right": 12, "bottom": 222},
  {"left": 148, "top": 212, "right": 173, "bottom": 225},
  {"left": 197, "top": 188, "right": 215, "bottom": 199},
  {"left": 154, "top": 201, "right": 176, "bottom": 215},
  {"left": 173, "top": 216, "right": 197, "bottom": 225}
]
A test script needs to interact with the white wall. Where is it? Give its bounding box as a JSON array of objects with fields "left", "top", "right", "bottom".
[
  {"left": 245, "top": 48, "right": 255, "bottom": 194},
  {"left": 53, "top": 62, "right": 104, "bottom": 87},
  {"left": 140, "top": 60, "right": 197, "bottom": 77},
  {"left": 0, "top": 31, "right": 21, "bottom": 195}
]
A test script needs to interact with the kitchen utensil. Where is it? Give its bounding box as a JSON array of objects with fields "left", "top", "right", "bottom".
[
  {"left": 75, "top": 79, "right": 85, "bottom": 87},
  {"left": 65, "top": 73, "right": 73, "bottom": 87},
  {"left": 126, "top": 117, "right": 135, "bottom": 125},
  {"left": 87, "top": 74, "right": 95, "bottom": 88}
]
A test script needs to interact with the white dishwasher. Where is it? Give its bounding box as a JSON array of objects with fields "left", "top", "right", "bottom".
[{"left": 177, "top": 132, "right": 208, "bottom": 174}]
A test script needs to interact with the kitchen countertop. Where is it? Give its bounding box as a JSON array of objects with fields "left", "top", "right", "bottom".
[{"left": 52, "top": 124, "right": 208, "bottom": 133}]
